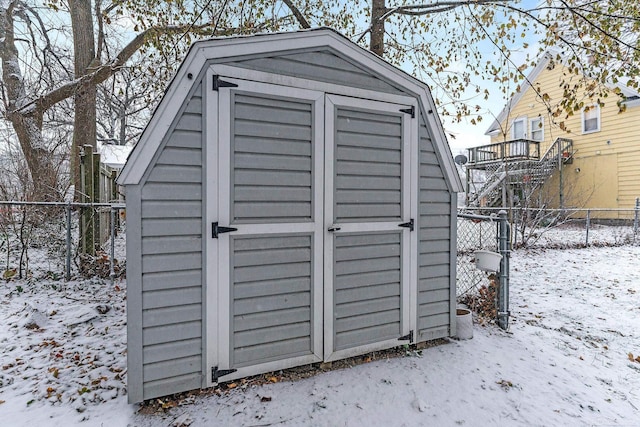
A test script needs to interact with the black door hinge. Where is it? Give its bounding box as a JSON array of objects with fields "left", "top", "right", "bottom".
[
  {"left": 400, "top": 105, "right": 415, "bottom": 118},
  {"left": 398, "top": 330, "right": 413, "bottom": 342},
  {"left": 212, "top": 222, "right": 238, "bottom": 238},
  {"left": 212, "top": 75, "right": 239, "bottom": 91},
  {"left": 398, "top": 219, "right": 414, "bottom": 231},
  {"left": 212, "top": 366, "right": 237, "bottom": 382}
]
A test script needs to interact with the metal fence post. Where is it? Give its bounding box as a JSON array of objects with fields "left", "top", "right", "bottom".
[
  {"left": 497, "top": 210, "right": 510, "bottom": 330},
  {"left": 65, "top": 203, "right": 72, "bottom": 281},
  {"left": 634, "top": 197, "right": 639, "bottom": 237},
  {"left": 585, "top": 209, "right": 590, "bottom": 247},
  {"left": 110, "top": 207, "right": 116, "bottom": 286}
]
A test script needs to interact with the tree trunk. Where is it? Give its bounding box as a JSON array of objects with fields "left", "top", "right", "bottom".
[
  {"left": 10, "top": 115, "right": 58, "bottom": 200},
  {"left": 70, "top": 0, "right": 97, "bottom": 191},
  {"left": 370, "top": 0, "right": 386, "bottom": 57},
  {"left": 0, "top": 4, "right": 58, "bottom": 200},
  {"left": 70, "top": 0, "right": 100, "bottom": 255}
]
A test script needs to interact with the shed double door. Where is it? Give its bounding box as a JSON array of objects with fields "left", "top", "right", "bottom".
[{"left": 209, "top": 78, "right": 415, "bottom": 383}]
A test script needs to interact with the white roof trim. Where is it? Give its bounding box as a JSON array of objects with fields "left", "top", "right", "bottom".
[
  {"left": 623, "top": 98, "right": 640, "bottom": 108},
  {"left": 118, "top": 29, "right": 463, "bottom": 192}
]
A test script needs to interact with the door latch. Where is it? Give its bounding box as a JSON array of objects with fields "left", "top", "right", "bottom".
[{"left": 327, "top": 225, "right": 341, "bottom": 232}]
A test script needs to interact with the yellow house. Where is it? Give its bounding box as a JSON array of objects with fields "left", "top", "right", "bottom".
[{"left": 466, "top": 52, "right": 640, "bottom": 218}]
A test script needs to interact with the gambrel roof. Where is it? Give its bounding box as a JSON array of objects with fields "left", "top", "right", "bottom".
[{"left": 118, "top": 28, "right": 463, "bottom": 192}]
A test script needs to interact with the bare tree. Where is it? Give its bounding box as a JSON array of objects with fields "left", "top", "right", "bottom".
[
  {"left": 97, "top": 67, "right": 151, "bottom": 146},
  {"left": 0, "top": 0, "right": 638, "bottom": 254}
]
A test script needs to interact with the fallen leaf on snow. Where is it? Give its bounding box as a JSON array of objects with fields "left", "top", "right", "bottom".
[
  {"left": 497, "top": 380, "right": 513, "bottom": 390},
  {"left": 96, "top": 304, "right": 111, "bottom": 314},
  {"left": 3, "top": 268, "right": 16, "bottom": 280},
  {"left": 162, "top": 400, "right": 177, "bottom": 409}
]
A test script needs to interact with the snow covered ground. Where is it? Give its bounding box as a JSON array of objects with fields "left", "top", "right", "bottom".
[{"left": 1, "top": 241, "right": 639, "bottom": 426}]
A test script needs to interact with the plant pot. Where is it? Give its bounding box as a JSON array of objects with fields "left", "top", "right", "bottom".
[
  {"left": 474, "top": 250, "right": 503, "bottom": 272},
  {"left": 455, "top": 308, "right": 473, "bottom": 340}
]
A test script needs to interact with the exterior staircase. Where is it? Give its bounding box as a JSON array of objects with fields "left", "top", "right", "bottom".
[{"left": 467, "top": 138, "right": 573, "bottom": 208}]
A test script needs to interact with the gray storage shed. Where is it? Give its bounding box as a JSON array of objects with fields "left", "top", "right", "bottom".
[{"left": 118, "top": 28, "right": 463, "bottom": 403}]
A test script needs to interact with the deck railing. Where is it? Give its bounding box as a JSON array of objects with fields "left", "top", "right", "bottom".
[{"left": 467, "top": 139, "right": 541, "bottom": 165}]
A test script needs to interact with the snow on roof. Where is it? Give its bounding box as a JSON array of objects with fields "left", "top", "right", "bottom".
[{"left": 98, "top": 142, "right": 132, "bottom": 170}]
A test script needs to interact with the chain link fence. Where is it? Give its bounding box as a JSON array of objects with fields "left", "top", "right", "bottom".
[
  {"left": 0, "top": 201, "right": 125, "bottom": 283},
  {"left": 461, "top": 203, "right": 640, "bottom": 249},
  {"left": 456, "top": 203, "right": 639, "bottom": 327},
  {"left": 456, "top": 214, "right": 500, "bottom": 297},
  {"left": 456, "top": 211, "right": 511, "bottom": 329}
]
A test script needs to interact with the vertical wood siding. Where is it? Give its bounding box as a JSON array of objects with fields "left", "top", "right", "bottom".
[
  {"left": 334, "top": 107, "right": 403, "bottom": 222},
  {"left": 232, "top": 93, "right": 313, "bottom": 223},
  {"left": 333, "top": 232, "right": 402, "bottom": 350},
  {"left": 417, "top": 117, "right": 452, "bottom": 341},
  {"left": 230, "top": 50, "right": 405, "bottom": 95},
  {"left": 231, "top": 234, "right": 314, "bottom": 367},
  {"left": 140, "top": 83, "right": 203, "bottom": 399}
]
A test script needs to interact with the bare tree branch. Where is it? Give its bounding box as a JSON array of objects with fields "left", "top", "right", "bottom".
[
  {"left": 358, "top": 0, "right": 512, "bottom": 44},
  {"left": 281, "top": 0, "right": 311, "bottom": 29},
  {"left": 22, "top": 23, "right": 208, "bottom": 115},
  {"left": 95, "top": 0, "right": 105, "bottom": 61},
  {"left": 556, "top": 0, "right": 640, "bottom": 53},
  {"left": 389, "top": 0, "right": 512, "bottom": 16}
]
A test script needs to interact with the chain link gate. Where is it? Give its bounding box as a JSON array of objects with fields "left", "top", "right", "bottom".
[{"left": 456, "top": 210, "right": 511, "bottom": 329}]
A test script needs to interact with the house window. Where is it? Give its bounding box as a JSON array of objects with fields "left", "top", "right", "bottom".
[
  {"left": 511, "top": 117, "right": 527, "bottom": 156},
  {"left": 530, "top": 117, "right": 544, "bottom": 141},
  {"left": 582, "top": 105, "right": 600, "bottom": 133},
  {"left": 512, "top": 117, "right": 527, "bottom": 139}
]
